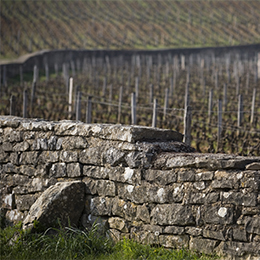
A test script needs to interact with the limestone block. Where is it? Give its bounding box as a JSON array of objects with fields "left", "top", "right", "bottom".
[
  {"left": 19, "top": 152, "right": 40, "bottom": 165},
  {"left": 245, "top": 216, "right": 260, "bottom": 235},
  {"left": 83, "top": 166, "right": 109, "bottom": 179},
  {"left": 61, "top": 136, "right": 88, "bottom": 150},
  {"left": 205, "top": 192, "right": 220, "bottom": 204},
  {"left": 123, "top": 202, "right": 137, "bottom": 221},
  {"left": 195, "top": 171, "right": 214, "bottom": 181},
  {"left": 135, "top": 231, "right": 161, "bottom": 245},
  {"left": 9, "top": 152, "right": 19, "bottom": 165},
  {"left": 171, "top": 184, "right": 185, "bottom": 203},
  {"left": 216, "top": 241, "right": 260, "bottom": 257},
  {"left": 189, "top": 193, "right": 206, "bottom": 204},
  {"left": 23, "top": 181, "right": 86, "bottom": 231},
  {"left": 102, "top": 147, "right": 126, "bottom": 166},
  {"left": 16, "top": 194, "right": 39, "bottom": 211},
  {"left": 185, "top": 227, "right": 202, "bottom": 236},
  {"left": 246, "top": 162, "right": 260, "bottom": 170},
  {"left": 2, "top": 142, "right": 13, "bottom": 152},
  {"left": 190, "top": 237, "right": 218, "bottom": 255},
  {"left": 241, "top": 176, "right": 260, "bottom": 192},
  {"left": 125, "top": 151, "right": 153, "bottom": 169},
  {"left": 222, "top": 192, "right": 257, "bottom": 207},
  {"left": 13, "top": 178, "right": 48, "bottom": 194},
  {"left": 202, "top": 204, "right": 234, "bottom": 225},
  {"left": 233, "top": 227, "right": 248, "bottom": 242},
  {"left": 79, "top": 148, "right": 101, "bottom": 165},
  {"left": 83, "top": 177, "right": 97, "bottom": 195},
  {"left": 5, "top": 209, "right": 25, "bottom": 224},
  {"left": 203, "top": 226, "right": 226, "bottom": 241},
  {"left": 112, "top": 197, "right": 127, "bottom": 218},
  {"left": 143, "top": 169, "right": 177, "bottom": 185},
  {"left": 159, "top": 235, "right": 189, "bottom": 249},
  {"left": 193, "top": 181, "right": 206, "bottom": 190},
  {"left": 0, "top": 150, "right": 8, "bottom": 163},
  {"left": 19, "top": 165, "right": 35, "bottom": 177},
  {"left": 108, "top": 167, "right": 141, "bottom": 185},
  {"left": 0, "top": 116, "right": 20, "bottom": 128},
  {"left": 67, "top": 163, "right": 82, "bottom": 177},
  {"left": 164, "top": 226, "right": 185, "bottom": 235},
  {"left": 60, "top": 151, "right": 78, "bottom": 162},
  {"left": 2, "top": 163, "right": 18, "bottom": 173},
  {"left": 1, "top": 193, "right": 15, "bottom": 209},
  {"left": 90, "top": 197, "right": 112, "bottom": 216},
  {"left": 178, "top": 169, "right": 196, "bottom": 182},
  {"left": 96, "top": 180, "right": 116, "bottom": 197},
  {"left": 151, "top": 204, "right": 195, "bottom": 226},
  {"left": 108, "top": 217, "right": 128, "bottom": 232},
  {"left": 136, "top": 205, "right": 150, "bottom": 223},
  {"left": 50, "top": 163, "right": 67, "bottom": 178},
  {"left": 212, "top": 179, "right": 234, "bottom": 189},
  {"left": 1, "top": 174, "right": 29, "bottom": 187}
]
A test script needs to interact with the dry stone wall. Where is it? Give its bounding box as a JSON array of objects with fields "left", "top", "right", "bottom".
[{"left": 1, "top": 116, "right": 260, "bottom": 259}]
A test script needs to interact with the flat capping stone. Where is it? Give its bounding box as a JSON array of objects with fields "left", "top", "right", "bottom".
[{"left": 0, "top": 116, "right": 183, "bottom": 143}]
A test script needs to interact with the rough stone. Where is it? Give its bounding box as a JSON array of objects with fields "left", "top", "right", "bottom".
[
  {"left": 108, "top": 217, "right": 128, "bottom": 232},
  {"left": 90, "top": 196, "right": 112, "bottom": 216},
  {"left": 16, "top": 194, "right": 39, "bottom": 211},
  {"left": 151, "top": 204, "right": 195, "bottom": 226},
  {"left": 83, "top": 166, "right": 109, "bottom": 179},
  {"left": 159, "top": 235, "right": 189, "bottom": 249},
  {"left": 50, "top": 163, "right": 67, "bottom": 178},
  {"left": 102, "top": 147, "right": 125, "bottom": 166},
  {"left": 190, "top": 237, "right": 218, "bottom": 255},
  {"left": 136, "top": 205, "right": 150, "bottom": 223},
  {"left": 5, "top": 209, "right": 25, "bottom": 224},
  {"left": 67, "top": 163, "right": 82, "bottom": 177},
  {"left": 79, "top": 148, "right": 101, "bottom": 165},
  {"left": 246, "top": 162, "right": 260, "bottom": 170},
  {"left": 144, "top": 169, "right": 177, "bottom": 185},
  {"left": 245, "top": 216, "right": 260, "bottom": 235},
  {"left": 109, "top": 167, "right": 141, "bottom": 185},
  {"left": 23, "top": 181, "right": 86, "bottom": 231}
]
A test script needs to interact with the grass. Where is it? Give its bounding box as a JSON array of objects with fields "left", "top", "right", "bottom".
[{"left": 0, "top": 222, "right": 218, "bottom": 260}]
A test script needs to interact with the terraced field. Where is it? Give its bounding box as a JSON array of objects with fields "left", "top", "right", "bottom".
[{"left": 1, "top": 0, "right": 260, "bottom": 60}]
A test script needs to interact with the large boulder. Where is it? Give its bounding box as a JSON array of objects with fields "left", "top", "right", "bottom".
[{"left": 23, "top": 181, "right": 86, "bottom": 231}]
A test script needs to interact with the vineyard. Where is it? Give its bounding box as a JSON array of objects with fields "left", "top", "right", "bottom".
[
  {"left": 1, "top": 0, "right": 260, "bottom": 60},
  {"left": 1, "top": 48, "right": 260, "bottom": 156},
  {"left": 0, "top": 0, "right": 260, "bottom": 155}
]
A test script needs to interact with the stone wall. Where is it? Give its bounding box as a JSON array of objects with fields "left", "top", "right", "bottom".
[{"left": 1, "top": 116, "right": 260, "bottom": 259}]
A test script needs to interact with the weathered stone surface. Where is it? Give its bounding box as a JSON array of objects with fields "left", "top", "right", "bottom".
[
  {"left": 102, "top": 147, "right": 125, "bottom": 166},
  {"left": 136, "top": 205, "right": 150, "bottom": 223},
  {"left": 159, "top": 235, "right": 189, "bottom": 249},
  {"left": 246, "top": 162, "right": 260, "bottom": 170},
  {"left": 61, "top": 136, "right": 88, "bottom": 150},
  {"left": 90, "top": 196, "right": 112, "bottom": 216},
  {"left": 16, "top": 194, "right": 39, "bottom": 211},
  {"left": 118, "top": 183, "right": 171, "bottom": 204},
  {"left": 19, "top": 152, "right": 40, "bottom": 165},
  {"left": 151, "top": 204, "right": 195, "bottom": 225},
  {"left": 109, "top": 167, "right": 141, "bottom": 185},
  {"left": 5, "top": 209, "right": 25, "bottom": 224},
  {"left": 67, "top": 163, "right": 82, "bottom": 177},
  {"left": 79, "top": 148, "right": 101, "bottom": 165},
  {"left": 190, "top": 237, "right": 218, "bottom": 255},
  {"left": 83, "top": 166, "right": 109, "bottom": 179},
  {"left": 1, "top": 193, "right": 15, "bottom": 209},
  {"left": 222, "top": 191, "right": 257, "bottom": 206},
  {"left": 143, "top": 169, "right": 177, "bottom": 185},
  {"left": 185, "top": 227, "right": 202, "bottom": 236},
  {"left": 195, "top": 171, "right": 214, "bottom": 181},
  {"left": 23, "top": 181, "right": 86, "bottom": 231},
  {"left": 60, "top": 151, "right": 78, "bottom": 162},
  {"left": 164, "top": 226, "right": 185, "bottom": 234},
  {"left": 50, "top": 163, "right": 67, "bottom": 178},
  {"left": 96, "top": 180, "right": 116, "bottom": 197},
  {"left": 203, "top": 226, "right": 226, "bottom": 241},
  {"left": 245, "top": 216, "right": 260, "bottom": 235},
  {"left": 233, "top": 227, "right": 248, "bottom": 242},
  {"left": 108, "top": 217, "right": 128, "bottom": 232},
  {"left": 125, "top": 151, "right": 153, "bottom": 169},
  {"left": 202, "top": 204, "right": 234, "bottom": 225}
]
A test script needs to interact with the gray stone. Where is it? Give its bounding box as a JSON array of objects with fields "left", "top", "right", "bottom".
[
  {"left": 189, "top": 193, "right": 206, "bottom": 204},
  {"left": 246, "top": 162, "right": 260, "bottom": 170},
  {"left": 96, "top": 180, "right": 116, "bottom": 197},
  {"left": 202, "top": 204, "right": 234, "bottom": 225},
  {"left": 61, "top": 136, "right": 88, "bottom": 150},
  {"left": 151, "top": 204, "right": 195, "bottom": 226},
  {"left": 195, "top": 171, "right": 214, "bottom": 181},
  {"left": 5, "top": 209, "right": 25, "bottom": 224},
  {"left": 136, "top": 205, "right": 150, "bottom": 223},
  {"left": 23, "top": 181, "right": 86, "bottom": 231},
  {"left": 164, "top": 226, "right": 185, "bottom": 234},
  {"left": 222, "top": 192, "right": 257, "bottom": 207},
  {"left": 60, "top": 151, "right": 78, "bottom": 162},
  {"left": 2, "top": 142, "right": 13, "bottom": 152},
  {"left": 67, "top": 163, "right": 82, "bottom": 177},
  {"left": 233, "top": 227, "right": 248, "bottom": 242},
  {"left": 79, "top": 148, "right": 101, "bottom": 165},
  {"left": 245, "top": 216, "right": 260, "bottom": 235},
  {"left": 212, "top": 179, "right": 234, "bottom": 189},
  {"left": 185, "top": 227, "right": 202, "bottom": 236},
  {"left": 159, "top": 235, "right": 189, "bottom": 249},
  {"left": 102, "top": 147, "right": 125, "bottom": 166},
  {"left": 38, "top": 151, "right": 59, "bottom": 163},
  {"left": 203, "top": 227, "right": 226, "bottom": 241},
  {"left": 50, "top": 163, "right": 67, "bottom": 178},
  {"left": 108, "top": 167, "right": 141, "bottom": 185},
  {"left": 190, "top": 237, "right": 218, "bottom": 255},
  {"left": 144, "top": 169, "right": 177, "bottom": 185},
  {"left": 16, "top": 194, "right": 39, "bottom": 211},
  {"left": 19, "top": 152, "right": 40, "bottom": 165},
  {"left": 83, "top": 166, "right": 109, "bottom": 179},
  {"left": 90, "top": 197, "right": 112, "bottom": 216},
  {"left": 108, "top": 217, "right": 128, "bottom": 232}
]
